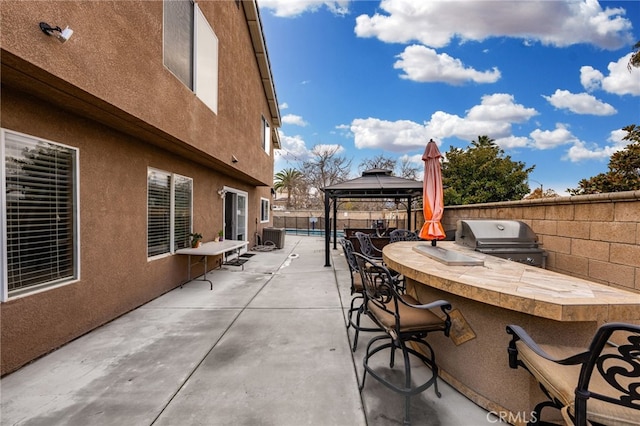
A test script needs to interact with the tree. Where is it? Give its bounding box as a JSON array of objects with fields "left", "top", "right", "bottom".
[
  {"left": 274, "top": 168, "right": 303, "bottom": 209},
  {"left": 568, "top": 125, "right": 640, "bottom": 195},
  {"left": 628, "top": 40, "right": 640, "bottom": 71},
  {"left": 300, "top": 145, "right": 352, "bottom": 208},
  {"left": 399, "top": 157, "right": 420, "bottom": 180},
  {"left": 442, "top": 136, "right": 534, "bottom": 205},
  {"left": 524, "top": 187, "right": 559, "bottom": 200},
  {"left": 358, "top": 154, "right": 396, "bottom": 174}
]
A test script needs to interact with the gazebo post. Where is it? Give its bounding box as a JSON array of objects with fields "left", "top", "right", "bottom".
[
  {"left": 332, "top": 196, "right": 338, "bottom": 250},
  {"left": 407, "top": 196, "right": 412, "bottom": 230},
  {"left": 324, "top": 191, "right": 331, "bottom": 267}
]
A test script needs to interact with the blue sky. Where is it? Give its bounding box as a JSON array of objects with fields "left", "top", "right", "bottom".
[{"left": 259, "top": 0, "right": 640, "bottom": 195}]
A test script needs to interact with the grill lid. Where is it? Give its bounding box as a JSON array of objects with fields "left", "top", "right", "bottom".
[{"left": 455, "top": 220, "right": 539, "bottom": 250}]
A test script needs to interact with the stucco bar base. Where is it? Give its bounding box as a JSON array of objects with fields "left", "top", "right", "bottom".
[
  {"left": 406, "top": 280, "right": 596, "bottom": 425},
  {"left": 383, "top": 241, "right": 640, "bottom": 425}
]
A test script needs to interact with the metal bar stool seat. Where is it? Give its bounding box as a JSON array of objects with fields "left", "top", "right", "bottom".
[
  {"left": 506, "top": 322, "right": 640, "bottom": 426},
  {"left": 355, "top": 253, "right": 452, "bottom": 426},
  {"left": 339, "top": 238, "right": 382, "bottom": 352}
]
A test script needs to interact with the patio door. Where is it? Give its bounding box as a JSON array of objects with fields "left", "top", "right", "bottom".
[{"left": 223, "top": 188, "right": 247, "bottom": 242}]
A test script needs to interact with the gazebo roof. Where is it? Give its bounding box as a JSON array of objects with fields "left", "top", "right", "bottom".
[
  {"left": 322, "top": 169, "right": 423, "bottom": 199},
  {"left": 321, "top": 169, "right": 424, "bottom": 267}
]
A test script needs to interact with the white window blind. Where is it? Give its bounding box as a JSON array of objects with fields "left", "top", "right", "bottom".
[
  {"left": 194, "top": 4, "right": 219, "bottom": 114},
  {"left": 2, "top": 130, "right": 78, "bottom": 296},
  {"left": 147, "top": 169, "right": 192, "bottom": 257},
  {"left": 147, "top": 169, "right": 171, "bottom": 257},
  {"left": 173, "top": 174, "right": 192, "bottom": 250}
]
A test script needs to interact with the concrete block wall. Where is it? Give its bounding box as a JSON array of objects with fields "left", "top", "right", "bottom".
[{"left": 443, "top": 190, "right": 640, "bottom": 293}]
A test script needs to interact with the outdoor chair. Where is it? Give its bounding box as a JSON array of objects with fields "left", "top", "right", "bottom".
[
  {"left": 389, "top": 229, "right": 420, "bottom": 243},
  {"left": 355, "top": 231, "right": 406, "bottom": 293},
  {"left": 355, "top": 231, "right": 384, "bottom": 261},
  {"left": 339, "top": 238, "right": 382, "bottom": 352},
  {"left": 354, "top": 252, "right": 452, "bottom": 426},
  {"left": 506, "top": 322, "right": 640, "bottom": 426}
]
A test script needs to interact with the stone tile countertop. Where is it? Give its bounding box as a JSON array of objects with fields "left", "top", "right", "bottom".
[{"left": 383, "top": 241, "right": 640, "bottom": 323}]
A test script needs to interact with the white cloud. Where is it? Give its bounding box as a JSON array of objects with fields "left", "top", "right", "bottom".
[
  {"left": 600, "top": 53, "right": 640, "bottom": 96},
  {"left": 530, "top": 123, "right": 578, "bottom": 150},
  {"left": 279, "top": 102, "right": 289, "bottom": 110},
  {"left": 580, "top": 66, "right": 604, "bottom": 91},
  {"left": 466, "top": 94, "right": 538, "bottom": 123},
  {"left": 608, "top": 128, "right": 631, "bottom": 145},
  {"left": 260, "top": 0, "right": 349, "bottom": 17},
  {"left": 426, "top": 110, "right": 513, "bottom": 141},
  {"left": 565, "top": 140, "right": 622, "bottom": 162},
  {"left": 354, "top": 0, "right": 633, "bottom": 49},
  {"left": 494, "top": 135, "right": 530, "bottom": 149},
  {"left": 347, "top": 93, "right": 537, "bottom": 151},
  {"left": 543, "top": 89, "right": 617, "bottom": 115},
  {"left": 581, "top": 54, "right": 640, "bottom": 96},
  {"left": 282, "top": 114, "right": 308, "bottom": 126},
  {"left": 313, "top": 144, "right": 346, "bottom": 155},
  {"left": 350, "top": 117, "right": 429, "bottom": 151},
  {"left": 561, "top": 123, "right": 633, "bottom": 163},
  {"left": 394, "top": 45, "right": 500, "bottom": 85},
  {"left": 274, "top": 131, "right": 310, "bottom": 163}
]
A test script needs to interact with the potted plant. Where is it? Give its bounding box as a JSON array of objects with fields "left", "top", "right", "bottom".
[
  {"left": 189, "top": 232, "right": 203, "bottom": 248},
  {"left": 218, "top": 230, "right": 224, "bottom": 241}
]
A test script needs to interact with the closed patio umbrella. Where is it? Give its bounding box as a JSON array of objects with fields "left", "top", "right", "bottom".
[{"left": 419, "top": 139, "right": 446, "bottom": 245}]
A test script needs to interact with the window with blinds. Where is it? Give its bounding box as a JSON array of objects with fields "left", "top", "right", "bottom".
[
  {"left": 147, "top": 168, "right": 192, "bottom": 257},
  {"left": 2, "top": 130, "right": 78, "bottom": 296},
  {"left": 174, "top": 174, "right": 192, "bottom": 250},
  {"left": 147, "top": 169, "right": 171, "bottom": 257}
]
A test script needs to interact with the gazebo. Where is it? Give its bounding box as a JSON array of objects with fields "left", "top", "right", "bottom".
[{"left": 321, "top": 169, "right": 423, "bottom": 266}]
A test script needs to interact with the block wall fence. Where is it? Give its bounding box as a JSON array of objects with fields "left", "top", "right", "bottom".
[{"left": 441, "top": 190, "right": 640, "bottom": 293}]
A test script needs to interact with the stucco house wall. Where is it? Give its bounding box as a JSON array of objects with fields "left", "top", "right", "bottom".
[{"left": 1, "top": 0, "right": 280, "bottom": 375}]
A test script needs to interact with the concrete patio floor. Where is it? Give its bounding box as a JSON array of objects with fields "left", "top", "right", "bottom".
[{"left": 1, "top": 235, "right": 502, "bottom": 425}]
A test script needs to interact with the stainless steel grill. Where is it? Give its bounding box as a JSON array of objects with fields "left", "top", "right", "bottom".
[{"left": 454, "top": 220, "right": 547, "bottom": 268}]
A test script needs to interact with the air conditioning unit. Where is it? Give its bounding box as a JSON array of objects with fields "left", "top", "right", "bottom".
[{"left": 263, "top": 227, "right": 285, "bottom": 249}]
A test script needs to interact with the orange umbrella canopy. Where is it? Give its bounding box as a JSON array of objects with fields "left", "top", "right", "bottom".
[{"left": 419, "top": 139, "right": 446, "bottom": 242}]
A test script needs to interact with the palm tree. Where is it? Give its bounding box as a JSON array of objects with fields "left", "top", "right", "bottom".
[
  {"left": 629, "top": 41, "right": 640, "bottom": 71},
  {"left": 274, "top": 168, "right": 303, "bottom": 209},
  {"left": 471, "top": 135, "right": 497, "bottom": 148}
]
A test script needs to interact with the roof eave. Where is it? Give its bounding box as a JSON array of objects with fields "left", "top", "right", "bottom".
[{"left": 243, "top": 0, "right": 281, "bottom": 149}]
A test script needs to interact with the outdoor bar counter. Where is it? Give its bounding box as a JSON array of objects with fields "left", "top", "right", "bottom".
[{"left": 383, "top": 241, "right": 640, "bottom": 421}]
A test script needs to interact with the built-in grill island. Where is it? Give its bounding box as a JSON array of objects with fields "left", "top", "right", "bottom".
[{"left": 454, "top": 220, "right": 547, "bottom": 268}]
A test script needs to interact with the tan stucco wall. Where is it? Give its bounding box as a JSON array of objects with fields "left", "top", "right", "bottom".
[
  {"left": 442, "top": 192, "right": 640, "bottom": 292},
  {"left": 1, "top": 0, "right": 274, "bottom": 185},
  {"left": 0, "top": 86, "right": 266, "bottom": 375},
  {"left": 1, "top": 1, "right": 277, "bottom": 375}
]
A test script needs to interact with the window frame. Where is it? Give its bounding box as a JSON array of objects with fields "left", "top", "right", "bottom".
[
  {"left": 260, "top": 197, "right": 270, "bottom": 223},
  {"left": 262, "top": 116, "right": 271, "bottom": 155},
  {"left": 147, "top": 167, "right": 193, "bottom": 259},
  {"left": 1, "top": 128, "right": 80, "bottom": 301},
  {"left": 163, "top": 0, "right": 218, "bottom": 114}
]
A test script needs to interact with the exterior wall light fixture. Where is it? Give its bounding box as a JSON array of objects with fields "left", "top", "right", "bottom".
[{"left": 39, "top": 22, "right": 73, "bottom": 43}]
